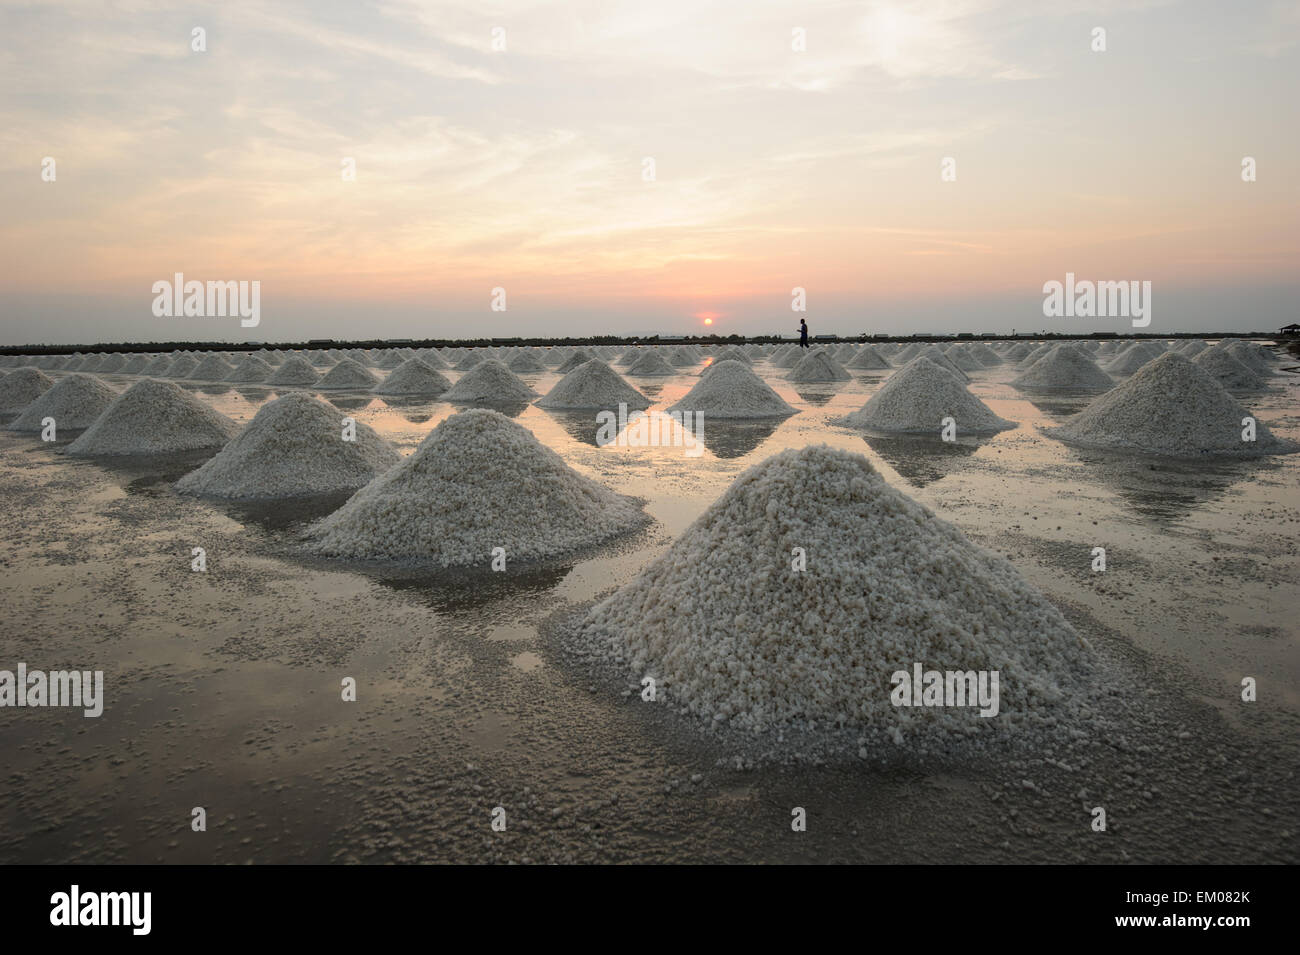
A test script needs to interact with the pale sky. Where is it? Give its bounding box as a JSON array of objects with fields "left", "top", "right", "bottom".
[{"left": 1, "top": 0, "right": 1297, "bottom": 345}]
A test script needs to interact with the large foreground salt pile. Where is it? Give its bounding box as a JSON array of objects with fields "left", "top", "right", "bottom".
[
  {"left": 836, "top": 357, "right": 1013, "bottom": 435},
  {"left": 1010, "top": 344, "right": 1114, "bottom": 393},
  {"left": 372, "top": 358, "right": 450, "bottom": 396},
  {"left": 786, "top": 349, "right": 851, "bottom": 382},
  {"left": 441, "top": 359, "right": 536, "bottom": 404},
  {"left": 537, "top": 360, "right": 651, "bottom": 411},
  {"left": 176, "top": 393, "right": 399, "bottom": 498},
  {"left": 307, "top": 409, "right": 645, "bottom": 564},
  {"left": 0, "top": 368, "right": 54, "bottom": 414},
  {"left": 1043, "top": 352, "right": 1295, "bottom": 457},
  {"left": 267, "top": 356, "right": 320, "bottom": 386},
  {"left": 667, "top": 360, "right": 797, "bottom": 419},
  {"left": 65, "top": 379, "right": 241, "bottom": 455},
  {"left": 7, "top": 374, "right": 117, "bottom": 431},
  {"left": 577, "top": 445, "right": 1090, "bottom": 735},
  {"left": 316, "top": 357, "right": 380, "bottom": 390}
]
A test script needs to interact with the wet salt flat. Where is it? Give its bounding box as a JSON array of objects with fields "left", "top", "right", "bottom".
[{"left": 1, "top": 351, "right": 1297, "bottom": 863}]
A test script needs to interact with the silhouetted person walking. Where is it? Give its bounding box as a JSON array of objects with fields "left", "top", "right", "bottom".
[{"left": 798, "top": 318, "right": 809, "bottom": 348}]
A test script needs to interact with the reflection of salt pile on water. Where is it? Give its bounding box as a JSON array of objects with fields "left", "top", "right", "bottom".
[
  {"left": 1192, "top": 348, "right": 1263, "bottom": 392},
  {"left": 308, "top": 409, "right": 645, "bottom": 564},
  {"left": 65, "top": 379, "right": 240, "bottom": 456},
  {"left": 1043, "top": 353, "right": 1295, "bottom": 457},
  {"left": 372, "top": 358, "right": 450, "bottom": 396},
  {"left": 576, "top": 445, "right": 1090, "bottom": 736},
  {"left": 786, "top": 349, "right": 851, "bottom": 382},
  {"left": 176, "top": 393, "right": 399, "bottom": 498},
  {"left": 537, "top": 360, "right": 651, "bottom": 411},
  {"left": 625, "top": 351, "right": 676, "bottom": 376},
  {"left": 836, "top": 357, "right": 1014, "bottom": 435},
  {"left": 1011, "top": 344, "right": 1114, "bottom": 393},
  {"left": 441, "top": 359, "right": 536, "bottom": 404},
  {"left": 267, "top": 356, "right": 320, "bottom": 386},
  {"left": 7, "top": 374, "right": 117, "bottom": 431},
  {"left": 668, "top": 361, "right": 797, "bottom": 419},
  {"left": 0, "top": 368, "right": 54, "bottom": 414},
  {"left": 316, "top": 357, "right": 380, "bottom": 389}
]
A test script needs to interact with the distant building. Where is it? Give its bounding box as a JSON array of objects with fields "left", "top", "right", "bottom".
[{"left": 1281, "top": 323, "right": 1300, "bottom": 336}]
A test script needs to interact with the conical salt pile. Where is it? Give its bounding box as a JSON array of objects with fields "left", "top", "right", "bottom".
[
  {"left": 625, "top": 351, "right": 676, "bottom": 376},
  {"left": 1221, "top": 340, "right": 1272, "bottom": 376},
  {"left": 942, "top": 345, "right": 984, "bottom": 373},
  {"left": 176, "top": 393, "right": 399, "bottom": 499},
  {"left": 837, "top": 356, "right": 1013, "bottom": 435},
  {"left": 7, "top": 374, "right": 118, "bottom": 431},
  {"left": 846, "top": 345, "right": 891, "bottom": 370},
  {"left": 1177, "top": 340, "right": 1209, "bottom": 358},
  {"left": 1103, "top": 343, "right": 1161, "bottom": 376},
  {"left": 711, "top": 345, "right": 752, "bottom": 365},
  {"left": 141, "top": 355, "right": 173, "bottom": 376},
  {"left": 418, "top": 350, "right": 452, "bottom": 370},
  {"left": 786, "top": 349, "right": 851, "bottom": 382},
  {"left": 226, "top": 355, "right": 274, "bottom": 383},
  {"left": 163, "top": 355, "right": 198, "bottom": 378},
  {"left": 507, "top": 353, "right": 547, "bottom": 373},
  {"left": 372, "top": 358, "right": 451, "bottom": 396},
  {"left": 316, "top": 357, "right": 380, "bottom": 390},
  {"left": 537, "top": 360, "right": 651, "bottom": 411},
  {"left": 453, "top": 351, "right": 485, "bottom": 371},
  {"left": 575, "top": 445, "right": 1090, "bottom": 736},
  {"left": 65, "top": 379, "right": 241, "bottom": 456},
  {"left": 923, "top": 346, "right": 970, "bottom": 381},
  {"left": 188, "top": 354, "right": 236, "bottom": 380},
  {"left": 307, "top": 409, "right": 645, "bottom": 564},
  {"left": 1043, "top": 353, "right": 1294, "bottom": 457},
  {"left": 0, "top": 367, "right": 54, "bottom": 414},
  {"left": 667, "top": 360, "right": 797, "bottom": 419},
  {"left": 667, "top": 347, "right": 698, "bottom": 367},
  {"left": 556, "top": 349, "right": 593, "bottom": 374},
  {"left": 267, "top": 356, "right": 320, "bottom": 386},
  {"left": 96, "top": 353, "right": 126, "bottom": 373},
  {"left": 120, "top": 355, "right": 149, "bottom": 374},
  {"left": 1010, "top": 344, "right": 1114, "bottom": 393},
  {"left": 1192, "top": 348, "right": 1264, "bottom": 392},
  {"left": 441, "top": 359, "right": 536, "bottom": 404}
]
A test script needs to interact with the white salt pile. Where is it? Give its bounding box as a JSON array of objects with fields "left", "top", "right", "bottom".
[
  {"left": 1177, "top": 340, "right": 1209, "bottom": 358},
  {"left": 667, "top": 360, "right": 797, "bottom": 419},
  {"left": 507, "top": 353, "right": 547, "bottom": 373},
  {"left": 65, "top": 379, "right": 241, "bottom": 456},
  {"left": 786, "top": 349, "right": 851, "bottom": 382},
  {"left": 176, "top": 393, "right": 399, "bottom": 499},
  {"left": 226, "top": 355, "right": 274, "bottom": 383},
  {"left": 372, "top": 358, "right": 451, "bottom": 396},
  {"left": 453, "top": 351, "right": 485, "bottom": 371},
  {"left": 556, "top": 349, "right": 593, "bottom": 374},
  {"left": 441, "top": 359, "right": 537, "bottom": 404},
  {"left": 968, "top": 342, "right": 1003, "bottom": 365},
  {"left": 1103, "top": 343, "right": 1161, "bottom": 376},
  {"left": 836, "top": 356, "right": 1014, "bottom": 435},
  {"left": 418, "top": 350, "right": 452, "bottom": 370},
  {"left": 1010, "top": 344, "right": 1114, "bottom": 393},
  {"left": 1043, "top": 353, "right": 1295, "bottom": 457},
  {"left": 711, "top": 345, "right": 752, "bottom": 365},
  {"left": 576, "top": 444, "right": 1090, "bottom": 736},
  {"left": 307, "top": 408, "right": 645, "bottom": 564},
  {"left": 96, "top": 353, "right": 126, "bottom": 373},
  {"left": 188, "top": 354, "right": 236, "bottom": 380},
  {"left": 537, "top": 360, "right": 651, "bottom": 411},
  {"left": 0, "top": 368, "right": 54, "bottom": 414},
  {"left": 846, "top": 346, "right": 892, "bottom": 370},
  {"left": 943, "top": 345, "right": 984, "bottom": 373},
  {"left": 316, "top": 357, "right": 381, "bottom": 390},
  {"left": 625, "top": 351, "right": 676, "bottom": 376},
  {"left": 1221, "top": 340, "right": 1272, "bottom": 375},
  {"left": 7, "top": 374, "right": 118, "bottom": 431},
  {"left": 1192, "top": 348, "right": 1264, "bottom": 392},
  {"left": 667, "top": 347, "right": 698, "bottom": 367},
  {"left": 141, "top": 355, "right": 173, "bottom": 376},
  {"left": 267, "top": 356, "right": 320, "bottom": 386},
  {"left": 163, "top": 355, "right": 198, "bottom": 378},
  {"left": 120, "top": 355, "right": 149, "bottom": 374}
]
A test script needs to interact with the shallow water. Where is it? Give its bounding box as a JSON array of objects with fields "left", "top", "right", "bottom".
[{"left": 0, "top": 355, "right": 1296, "bottom": 863}]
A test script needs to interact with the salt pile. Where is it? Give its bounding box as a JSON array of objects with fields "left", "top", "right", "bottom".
[
  {"left": 96, "top": 353, "right": 126, "bottom": 373},
  {"left": 65, "top": 379, "right": 241, "bottom": 456},
  {"left": 835, "top": 357, "right": 1014, "bottom": 435},
  {"left": 711, "top": 345, "right": 752, "bottom": 365},
  {"left": 575, "top": 444, "right": 1090, "bottom": 735},
  {"left": 667, "top": 347, "right": 698, "bottom": 367},
  {"left": 441, "top": 359, "right": 536, "bottom": 404},
  {"left": 1043, "top": 353, "right": 1295, "bottom": 457},
  {"left": 507, "top": 353, "right": 547, "bottom": 373},
  {"left": 141, "top": 355, "right": 173, "bottom": 376},
  {"left": 1177, "top": 340, "right": 1209, "bottom": 358},
  {"left": 418, "top": 350, "right": 452, "bottom": 370},
  {"left": 188, "top": 354, "right": 235, "bottom": 380},
  {"left": 625, "top": 351, "right": 676, "bottom": 376},
  {"left": 0, "top": 368, "right": 54, "bottom": 414},
  {"left": 1010, "top": 344, "right": 1114, "bottom": 393},
  {"left": 163, "top": 355, "right": 198, "bottom": 378},
  {"left": 316, "top": 357, "right": 380, "bottom": 390},
  {"left": 668, "top": 360, "right": 796, "bottom": 419},
  {"left": 1221, "top": 340, "right": 1272, "bottom": 375},
  {"left": 372, "top": 358, "right": 450, "bottom": 396},
  {"left": 923, "top": 347, "right": 970, "bottom": 381},
  {"left": 786, "top": 349, "right": 851, "bottom": 382},
  {"left": 537, "top": 360, "right": 651, "bottom": 411},
  {"left": 556, "top": 349, "right": 593, "bottom": 374},
  {"left": 1192, "top": 348, "right": 1264, "bottom": 392},
  {"left": 226, "top": 355, "right": 274, "bottom": 383},
  {"left": 267, "top": 356, "right": 320, "bottom": 386},
  {"left": 1103, "top": 343, "right": 1161, "bottom": 376},
  {"left": 943, "top": 346, "right": 984, "bottom": 373},
  {"left": 307, "top": 408, "right": 645, "bottom": 564},
  {"left": 7, "top": 374, "right": 118, "bottom": 431},
  {"left": 453, "top": 351, "right": 485, "bottom": 371},
  {"left": 176, "top": 393, "right": 399, "bottom": 499},
  {"left": 120, "top": 355, "right": 149, "bottom": 374},
  {"left": 846, "top": 346, "right": 892, "bottom": 370}
]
